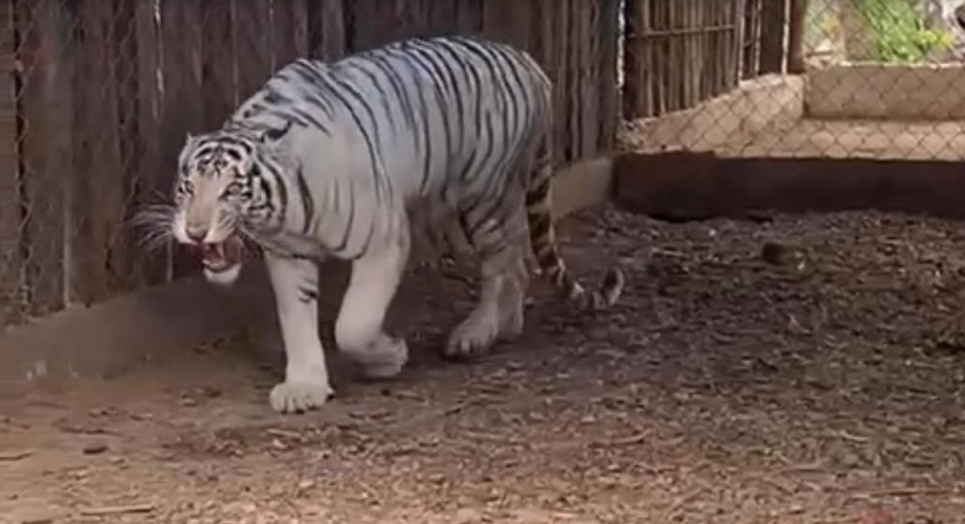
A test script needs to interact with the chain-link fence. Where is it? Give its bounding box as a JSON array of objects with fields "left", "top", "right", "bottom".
[
  {"left": 620, "top": 0, "right": 965, "bottom": 162},
  {"left": 0, "top": 0, "right": 620, "bottom": 331}
]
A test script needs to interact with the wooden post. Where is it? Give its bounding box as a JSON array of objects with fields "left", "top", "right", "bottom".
[
  {"left": 272, "top": 0, "right": 309, "bottom": 69},
  {"left": 307, "top": 0, "right": 346, "bottom": 61},
  {"left": 200, "top": 0, "right": 237, "bottom": 129},
  {"left": 759, "top": 0, "right": 789, "bottom": 73},
  {"left": 787, "top": 0, "right": 808, "bottom": 73},
  {"left": 0, "top": 0, "right": 23, "bottom": 324},
  {"left": 16, "top": 0, "right": 72, "bottom": 315},
  {"left": 234, "top": 0, "right": 272, "bottom": 97},
  {"left": 133, "top": 0, "right": 170, "bottom": 286},
  {"left": 596, "top": 0, "right": 619, "bottom": 152},
  {"left": 69, "top": 0, "right": 126, "bottom": 304},
  {"left": 622, "top": 0, "right": 652, "bottom": 119},
  {"left": 159, "top": 0, "right": 203, "bottom": 277}
]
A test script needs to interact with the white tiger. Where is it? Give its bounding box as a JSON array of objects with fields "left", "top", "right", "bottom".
[{"left": 145, "top": 35, "right": 624, "bottom": 414}]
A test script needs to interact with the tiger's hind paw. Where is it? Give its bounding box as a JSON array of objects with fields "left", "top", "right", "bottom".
[{"left": 356, "top": 337, "right": 409, "bottom": 380}]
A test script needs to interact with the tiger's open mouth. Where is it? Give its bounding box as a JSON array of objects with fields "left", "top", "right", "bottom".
[{"left": 198, "top": 235, "right": 244, "bottom": 273}]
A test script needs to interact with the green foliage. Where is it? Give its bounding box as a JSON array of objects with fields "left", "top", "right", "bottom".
[{"left": 856, "top": 0, "right": 955, "bottom": 63}]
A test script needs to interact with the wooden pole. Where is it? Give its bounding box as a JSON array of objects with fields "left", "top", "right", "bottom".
[{"left": 787, "top": 0, "right": 808, "bottom": 73}]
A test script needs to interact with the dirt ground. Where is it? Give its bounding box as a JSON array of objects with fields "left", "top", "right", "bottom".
[{"left": 3, "top": 205, "right": 965, "bottom": 524}]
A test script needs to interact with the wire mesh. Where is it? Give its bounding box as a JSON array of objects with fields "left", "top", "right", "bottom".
[
  {"left": 620, "top": 0, "right": 965, "bottom": 163},
  {"left": 0, "top": 0, "right": 621, "bottom": 331}
]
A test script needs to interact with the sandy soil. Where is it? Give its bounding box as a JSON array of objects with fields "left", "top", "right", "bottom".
[{"left": 3, "top": 205, "right": 965, "bottom": 524}]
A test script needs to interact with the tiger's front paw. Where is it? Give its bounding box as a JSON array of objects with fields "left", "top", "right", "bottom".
[{"left": 269, "top": 381, "right": 334, "bottom": 414}]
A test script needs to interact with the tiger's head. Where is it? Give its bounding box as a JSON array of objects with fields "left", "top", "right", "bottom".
[{"left": 147, "top": 123, "right": 292, "bottom": 286}]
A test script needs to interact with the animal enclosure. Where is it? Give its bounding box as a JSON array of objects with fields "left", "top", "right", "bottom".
[
  {"left": 5, "top": 1, "right": 965, "bottom": 523},
  {"left": 5, "top": 0, "right": 965, "bottom": 326}
]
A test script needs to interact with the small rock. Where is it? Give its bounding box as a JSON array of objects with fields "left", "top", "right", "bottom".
[
  {"left": 761, "top": 241, "right": 790, "bottom": 265},
  {"left": 82, "top": 443, "right": 108, "bottom": 455},
  {"left": 16, "top": 508, "right": 60, "bottom": 524},
  {"left": 198, "top": 386, "right": 222, "bottom": 398},
  {"left": 453, "top": 507, "right": 483, "bottom": 524},
  {"left": 859, "top": 509, "right": 896, "bottom": 524},
  {"left": 20, "top": 516, "right": 55, "bottom": 524}
]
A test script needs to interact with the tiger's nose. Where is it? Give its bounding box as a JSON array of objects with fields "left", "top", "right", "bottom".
[{"left": 186, "top": 225, "right": 208, "bottom": 244}]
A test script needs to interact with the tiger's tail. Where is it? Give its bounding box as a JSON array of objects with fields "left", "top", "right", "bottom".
[{"left": 524, "top": 133, "right": 625, "bottom": 311}]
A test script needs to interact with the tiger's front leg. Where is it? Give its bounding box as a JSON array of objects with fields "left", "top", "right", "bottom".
[{"left": 265, "top": 253, "right": 334, "bottom": 414}]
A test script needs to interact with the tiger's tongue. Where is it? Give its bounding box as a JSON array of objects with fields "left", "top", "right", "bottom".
[{"left": 201, "top": 241, "right": 235, "bottom": 271}]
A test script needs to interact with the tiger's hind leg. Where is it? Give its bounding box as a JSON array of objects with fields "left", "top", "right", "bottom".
[
  {"left": 335, "top": 231, "right": 410, "bottom": 379},
  {"left": 445, "top": 207, "right": 529, "bottom": 359}
]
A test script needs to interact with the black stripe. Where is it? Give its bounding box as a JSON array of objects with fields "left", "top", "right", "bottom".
[
  {"left": 330, "top": 172, "right": 340, "bottom": 215},
  {"left": 295, "top": 166, "right": 315, "bottom": 235},
  {"left": 458, "top": 146, "right": 479, "bottom": 184},
  {"left": 262, "top": 88, "right": 292, "bottom": 106},
  {"left": 424, "top": 40, "right": 472, "bottom": 149},
  {"left": 434, "top": 41, "right": 482, "bottom": 202},
  {"left": 446, "top": 40, "right": 485, "bottom": 139},
  {"left": 342, "top": 61, "right": 397, "bottom": 132},
  {"left": 469, "top": 197, "right": 511, "bottom": 240},
  {"left": 486, "top": 47, "right": 525, "bottom": 150},
  {"left": 403, "top": 44, "right": 453, "bottom": 195},
  {"left": 223, "top": 148, "right": 242, "bottom": 162},
  {"left": 332, "top": 178, "right": 356, "bottom": 255},
  {"left": 526, "top": 177, "right": 551, "bottom": 207},
  {"left": 215, "top": 136, "right": 256, "bottom": 155},
  {"left": 287, "top": 61, "right": 337, "bottom": 120},
  {"left": 280, "top": 106, "right": 329, "bottom": 135},
  {"left": 468, "top": 41, "right": 517, "bottom": 156},
  {"left": 267, "top": 109, "right": 308, "bottom": 129},
  {"left": 384, "top": 48, "right": 434, "bottom": 196},
  {"left": 457, "top": 211, "right": 477, "bottom": 251},
  {"left": 351, "top": 215, "right": 377, "bottom": 260},
  {"left": 297, "top": 286, "right": 319, "bottom": 303},
  {"left": 467, "top": 111, "right": 496, "bottom": 186},
  {"left": 466, "top": 178, "right": 511, "bottom": 239},
  {"left": 324, "top": 75, "right": 386, "bottom": 202},
  {"left": 261, "top": 162, "right": 287, "bottom": 234},
  {"left": 369, "top": 53, "right": 421, "bottom": 164}
]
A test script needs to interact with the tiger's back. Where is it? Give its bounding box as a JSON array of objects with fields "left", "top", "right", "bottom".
[
  {"left": 235, "top": 37, "right": 547, "bottom": 252},
  {"left": 235, "top": 35, "right": 621, "bottom": 309}
]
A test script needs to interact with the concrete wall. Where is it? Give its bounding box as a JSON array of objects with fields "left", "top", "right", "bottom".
[
  {"left": 807, "top": 63, "right": 965, "bottom": 120},
  {"left": 620, "top": 74, "right": 806, "bottom": 153}
]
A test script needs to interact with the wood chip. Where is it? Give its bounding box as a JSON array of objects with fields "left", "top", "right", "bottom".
[
  {"left": 0, "top": 449, "right": 33, "bottom": 461},
  {"left": 79, "top": 504, "right": 154, "bottom": 517},
  {"left": 596, "top": 432, "right": 651, "bottom": 447},
  {"left": 82, "top": 443, "right": 108, "bottom": 455},
  {"left": 265, "top": 428, "right": 302, "bottom": 440}
]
